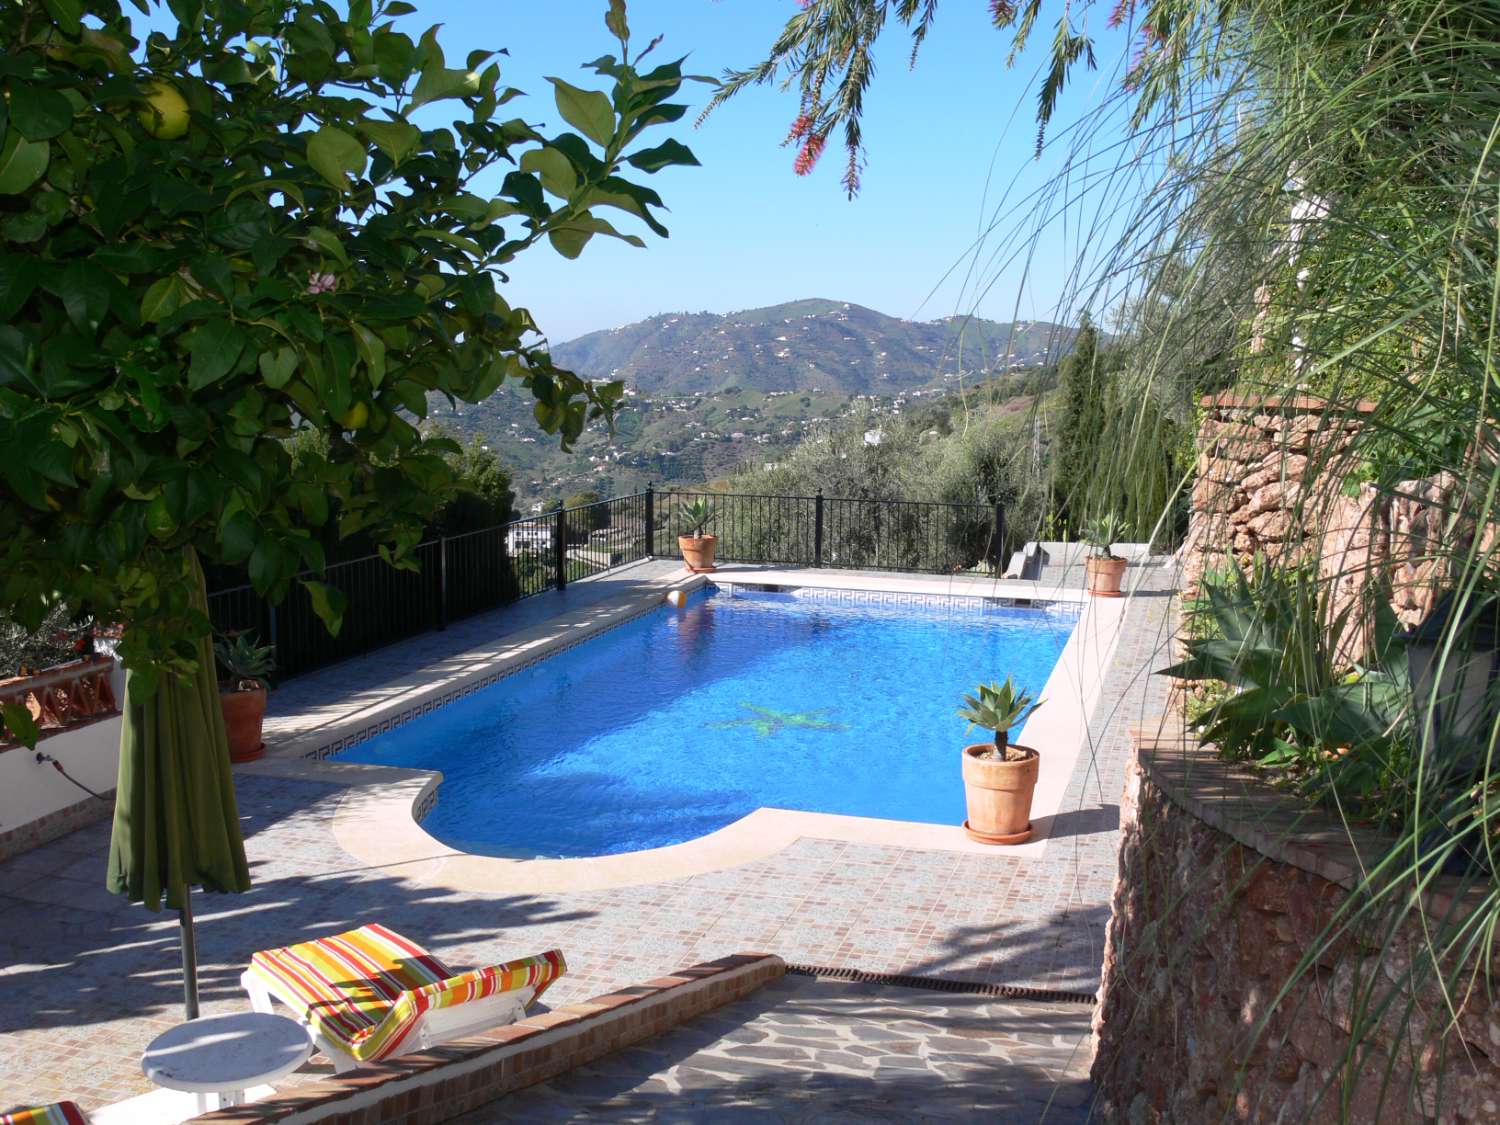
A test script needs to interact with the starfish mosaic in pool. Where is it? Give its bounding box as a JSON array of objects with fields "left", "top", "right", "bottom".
[{"left": 706, "top": 703, "right": 849, "bottom": 739}]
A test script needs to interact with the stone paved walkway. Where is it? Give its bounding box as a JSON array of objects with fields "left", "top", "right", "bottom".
[
  {"left": 0, "top": 564, "right": 1175, "bottom": 1114},
  {"left": 453, "top": 974, "right": 1094, "bottom": 1123}
]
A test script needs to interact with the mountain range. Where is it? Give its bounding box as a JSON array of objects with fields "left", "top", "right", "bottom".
[{"left": 547, "top": 298, "right": 1076, "bottom": 395}]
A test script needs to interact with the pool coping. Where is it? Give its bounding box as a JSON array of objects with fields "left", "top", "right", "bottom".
[{"left": 239, "top": 564, "right": 1130, "bottom": 892}]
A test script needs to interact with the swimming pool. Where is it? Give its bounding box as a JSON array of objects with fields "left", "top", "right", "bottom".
[{"left": 339, "top": 586, "right": 1079, "bottom": 858}]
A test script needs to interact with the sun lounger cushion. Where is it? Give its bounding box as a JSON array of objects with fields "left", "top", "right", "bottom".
[
  {"left": 1, "top": 1104, "right": 88, "bottom": 1125},
  {"left": 246, "top": 922, "right": 564, "bottom": 1062}
]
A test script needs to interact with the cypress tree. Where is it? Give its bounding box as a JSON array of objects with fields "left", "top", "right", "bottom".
[{"left": 1050, "top": 317, "right": 1105, "bottom": 530}]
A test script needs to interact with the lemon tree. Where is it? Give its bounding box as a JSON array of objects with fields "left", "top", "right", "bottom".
[{"left": 0, "top": 0, "right": 701, "bottom": 736}]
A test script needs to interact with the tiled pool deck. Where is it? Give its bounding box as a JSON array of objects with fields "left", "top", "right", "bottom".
[{"left": 0, "top": 560, "right": 1174, "bottom": 1113}]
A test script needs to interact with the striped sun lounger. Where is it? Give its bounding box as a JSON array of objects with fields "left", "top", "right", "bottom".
[
  {"left": 1, "top": 1105, "right": 87, "bottom": 1125},
  {"left": 241, "top": 923, "right": 565, "bottom": 1072}
]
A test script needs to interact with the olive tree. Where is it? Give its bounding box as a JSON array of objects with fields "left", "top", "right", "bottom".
[{"left": 0, "top": 0, "right": 701, "bottom": 739}]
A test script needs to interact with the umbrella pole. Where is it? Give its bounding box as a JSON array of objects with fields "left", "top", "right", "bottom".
[{"left": 179, "top": 883, "right": 200, "bottom": 1020}]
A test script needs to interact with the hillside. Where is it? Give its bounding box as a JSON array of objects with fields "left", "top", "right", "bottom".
[{"left": 547, "top": 298, "right": 1073, "bottom": 395}]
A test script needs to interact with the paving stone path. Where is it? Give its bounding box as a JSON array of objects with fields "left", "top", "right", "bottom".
[{"left": 454, "top": 974, "right": 1094, "bottom": 1123}]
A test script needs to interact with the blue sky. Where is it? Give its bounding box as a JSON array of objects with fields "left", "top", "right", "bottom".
[
  {"left": 135, "top": 1, "right": 1143, "bottom": 342},
  {"left": 429, "top": 1, "right": 1143, "bottom": 343}
]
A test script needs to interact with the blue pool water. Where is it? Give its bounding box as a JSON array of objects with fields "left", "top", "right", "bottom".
[{"left": 340, "top": 587, "right": 1078, "bottom": 858}]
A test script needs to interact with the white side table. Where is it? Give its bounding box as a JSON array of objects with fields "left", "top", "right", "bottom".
[{"left": 142, "top": 1011, "right": 313, "bottom": 1113}]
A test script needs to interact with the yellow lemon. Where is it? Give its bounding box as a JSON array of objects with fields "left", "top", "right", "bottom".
[
  {"left": 339, "top": 401, "right": 370, "bottom": 430},
  {"left": 136, "top": 82, "right": 189, "bottom": 140}
]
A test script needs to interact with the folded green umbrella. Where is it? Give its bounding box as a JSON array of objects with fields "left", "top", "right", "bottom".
[{"left": 107, "top": 547, "right": 251, "bottom": 1018}]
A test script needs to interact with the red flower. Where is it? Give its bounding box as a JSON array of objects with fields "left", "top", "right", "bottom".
[
  {"left": 989, "top": 0, "right": 1015, "bottom": 24},
  {"left": 1107, "top": 0, "right": 1134, "bottom": 28},
  {"left": 784, "top": 113, "right": 814, "bottom": 144},
  {"left": 794, "top": 134, "right": 826, "bottom": 175}
]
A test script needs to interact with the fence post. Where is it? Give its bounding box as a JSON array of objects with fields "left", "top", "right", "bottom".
[
  {"left": 644, "top": 484, "right": 655, "bottom": 558},
  {"left": 437, "top": 536, "right": 449, "bottom": 630},
  {"left": 814, "top": 489, "right": 824, "bottom": 568},
  {"left": 992, "top": 501, "right": 1006, "bottom": 573},
  {"left": 555, "top": 507, "right": 568, "bottom": 592},
  {"left": 266, "top": 600, "right": 280, "bottom": 682}
]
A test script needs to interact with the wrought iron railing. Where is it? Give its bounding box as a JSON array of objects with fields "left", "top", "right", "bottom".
[
  {"left": 206, "top": 488, "right": 1003, "bottom": 682},
  {"left": 655, "top": 489, "right": 1004, "bottom": 575}
]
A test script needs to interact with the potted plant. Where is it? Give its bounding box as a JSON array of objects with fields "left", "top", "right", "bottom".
[
  {"left": 1083, "top": 511, "right": 1129, "bottom": 597},
  {"left": 677, "top": 498, "right": 718, "bottom": 572},
  {"left": 957, "top": 677, "right": 1042, "bottom": 844},
  {"left": 214, "top": 632, "right": 274, "bottom": 763}
]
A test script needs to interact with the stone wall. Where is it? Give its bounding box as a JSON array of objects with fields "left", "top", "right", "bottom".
[
  {"left": 1091, "top": 732, "right": 1500, "bottom": 1123},
  {"left": 1181, "top": 394, "right": 1486, "bottom": 654}
]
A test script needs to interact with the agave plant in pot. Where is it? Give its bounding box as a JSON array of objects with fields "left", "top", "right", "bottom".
[
  {"left": 677, "top": 498, "right": 718, "bottom": 572},
  {"left": 215, "top": 632, "right": 274, "bottom": 763},
  {"left": 957, "top": 677, "right": 1042, "bottom": 844},
  {"left": 1083, "top": 511, "right": 1129, "bottom": 597}
]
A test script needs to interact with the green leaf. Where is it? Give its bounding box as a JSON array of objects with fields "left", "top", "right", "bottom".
[
  {"left": 2, "top": 211, "right": 46, "bottom": 243},
  {"left": 520, "top": 147, "right": 577, "bottom": 199},
  {"left": 604, "top": 0, "right": 629, "bottom": 42},
  {"left": 41, "top": 0, "right": 83, "bottom": 35},
  {"left": 410, "top": 64, "right": 480, "bottom": 110},
  {"left": 258, "top": 346, "right": 297, "bottom": 389},
  {"left": 548, "top": 78, "right": 615, "bottom": 148},
  {"left": 188, "top": 319, "right": 248, "bottom": 390},
  {"left": 0, "top": 255, "right": 38, "bottom": 319},
  {"left": 1, "top": 702, "right": 39, "bottom": 749},
  {"left": 548, "top": 225, "right": 593, "bottom": 259},
  {"left": 0, "top": 326, "right": 28, "bottom": 388},
  {"left": 306, "top": 126, "right": 368, "bottom": 192},
  {"left": 624, "top": 138, "right": 699, "bottom": 173},
  {"left": 305, "top": 225, "right": 350, "bottom": 266},
  {"left": 350, "top": 321, "right": 386, "bottom": 386},
  {"left": 140, "top": 275, "right": 187, "bottom": 323},
  {"left": 302, "top": 579, "right": 347, "bottom": 636},
  {"left": 0, "top": 133, "right": 50, "bottom": 195},
  {"left": 219, "top": 510, "right": 258, "bottom": 563},
  {"left": 47, "top": 261, "right": 110, "bottom": 336},
  {"left": 248, "top": 537, "right": 283, "bottom": 594},
  {"left": 8, "top": 83, "right": 74, "bottom": 141},
  {"left": 360, "top": 118, "right": 421, "bottom": 165}
]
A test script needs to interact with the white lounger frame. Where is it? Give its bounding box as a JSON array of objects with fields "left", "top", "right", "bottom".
[{"left": 241, "top": 969, "right": 537, "bottom": 1073}]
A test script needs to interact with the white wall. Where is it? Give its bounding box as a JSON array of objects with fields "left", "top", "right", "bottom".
[
  {"left": 0, "top": 657, "right": 125, "bottom": 838},
  {"left": 0, "top": 714, "right": 121, "bottom": 835}
]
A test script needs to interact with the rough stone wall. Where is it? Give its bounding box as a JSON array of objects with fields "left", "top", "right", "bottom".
[
  {"left": 1181, "top": 396, "right": 1373, "bottom": 601},
  {"left": 1091, "top": 749, "right": 1500, "bottom": 1124},
  {"left": 1180, "top": 396, "right": 1471, "bottom": 652}
]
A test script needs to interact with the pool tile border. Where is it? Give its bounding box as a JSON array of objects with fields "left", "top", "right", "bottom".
[
  {"left": 270, "top": 572, "right": 708, "bottom": 761},
  {"left": 244, "top": 565, "right": 1129, "bottom": 894},
  {"left": 718, "top": 582, "right": 1082, "bottom": 616}
]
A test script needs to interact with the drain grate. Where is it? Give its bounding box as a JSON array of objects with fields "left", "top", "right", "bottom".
[{"left": 784, "top": 963, "right": 1097, "bottom": 1005}]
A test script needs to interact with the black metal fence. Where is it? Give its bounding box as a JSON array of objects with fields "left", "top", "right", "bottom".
[
  {"left": 207, "top": 487, "right": 1002, "bottom": 682},
  {"left": 655, "top": 489, "right": 1004, "bottom": 576}
]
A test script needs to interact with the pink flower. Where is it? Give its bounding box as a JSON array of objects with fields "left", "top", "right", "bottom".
[
  {"left": 785, "top": 113, "right": 814, "bottom": 144},
  {"left": 989, "top": 0, "right": 1015, "bottom": 24},
  {"left": 1107, "top": 0, "right": 1134, "bottom": 28},
  {"left": 793, "top": 134, "right": 825, "bottom": 176},
  {"left": 307, "top": 272, "right": 337, "bottom": 295}
]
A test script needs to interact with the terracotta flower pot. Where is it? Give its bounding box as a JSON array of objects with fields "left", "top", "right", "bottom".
[
  {"left": 678, "top": 533, "right": 718, "bottom": 573},
  {"left": 1085, "top": 555, "right": 1127, "bottom": 597},
  {"left": 220, "top": 686, "right": 267, "bottom": 763},
  {"left": 961, "top": 742, "right": 1039, "bottom": 845}
]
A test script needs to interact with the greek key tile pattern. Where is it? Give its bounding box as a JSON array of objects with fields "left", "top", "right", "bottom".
[{"left": 718, "top": 582, "right": 1081, "bottom": 619}]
